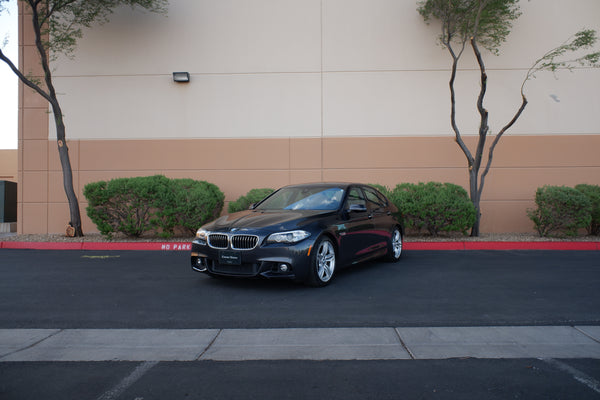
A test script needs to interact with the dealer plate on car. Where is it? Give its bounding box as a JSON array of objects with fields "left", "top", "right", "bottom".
[{"left": 219, "top": 250, "right": 241, "bottom": 265}]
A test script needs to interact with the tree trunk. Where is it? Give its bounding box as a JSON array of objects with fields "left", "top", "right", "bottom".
[
  {"left": 469, "top": 169, "right": 482, "bottom": 237},
  {"left": 51, "top": 102, "right": 84, "bottom": 237},
  {"left": 469, "top": 38, "right": 489, "bottom": 237},
  {"left": 30, "top": 0, "right": 85, "bottom": 237},
  {"left": 56, "top": 140, "right": 83, "bottom": 237}
]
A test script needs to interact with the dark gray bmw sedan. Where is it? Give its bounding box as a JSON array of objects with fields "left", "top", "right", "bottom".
[{"left": 191, "top": 183, "right": 403, "bottom": 286}]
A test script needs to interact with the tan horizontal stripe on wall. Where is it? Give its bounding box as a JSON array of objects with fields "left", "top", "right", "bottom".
[{"left": 16, "top": 135, "right": 600, "bottom": 234}]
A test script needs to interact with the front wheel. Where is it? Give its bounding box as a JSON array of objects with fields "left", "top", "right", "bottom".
[
  {"left": 386, "top": 227, "right": 403, "bottom": 262},
  {"left": 307, "top": 236, "right": 336, "bottom": 287}
]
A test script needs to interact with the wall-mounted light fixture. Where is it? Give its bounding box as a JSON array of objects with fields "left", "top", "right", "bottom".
[{"left": 172, "top": 72, "right": 190, "bottom": 83}]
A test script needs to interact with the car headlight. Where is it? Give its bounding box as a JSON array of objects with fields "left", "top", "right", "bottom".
[
  {"left": 196, "top": 229, "right": 208, "bottom": 243},
  {"left": 267, "top": 230, "right": 310, "bottom": 244}
]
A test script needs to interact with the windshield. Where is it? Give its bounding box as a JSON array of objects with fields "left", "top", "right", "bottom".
[{"left": 255, "top": 187, "right": 345, "bottom": 211}]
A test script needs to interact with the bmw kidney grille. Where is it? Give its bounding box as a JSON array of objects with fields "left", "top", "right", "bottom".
[{"left": 208, "top": 233, "right": 258, "bottom": 250}]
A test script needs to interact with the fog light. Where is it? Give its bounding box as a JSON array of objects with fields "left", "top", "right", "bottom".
[
  {"left": 195, "top": 257, "right": 207, "bottom": 272},
  {"left": 279, "top": 263, "right": 289, "bottom": 273}
]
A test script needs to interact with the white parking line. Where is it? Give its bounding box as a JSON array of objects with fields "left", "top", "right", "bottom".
[
  {"left": 541, "top": 358, "right": 600, "bottom": 395},
  {"left": 96, "top": 361, "right": 159, "bottom": 400}
]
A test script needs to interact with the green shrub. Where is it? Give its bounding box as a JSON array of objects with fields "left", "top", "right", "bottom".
[
  {"left": 388, "top": 182, "right": 476, "bottom": 236},
  {"left": 84, "top": 175, "right": 169, "bottom": 238},
  {"left": 84, "top": 175, "right": 224, "bottom": 238},
  {"left": 157, "top": 179, "right": 225, "bottom": 237},
  {"left": 228, "top": 188, "right": 274, "bottom": 213},
  {"left": 527, "top": 185, "right": 592, "bottom": 237},
  {"left": 575, "top": 184, "right": 600, "bottom": 235}
]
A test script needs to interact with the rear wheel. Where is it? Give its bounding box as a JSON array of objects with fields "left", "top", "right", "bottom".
[
  {"left": 386, "top": 227, "right": 403, "bottom": 262},
  {"left": 307, "top": 236, "right": 336, "bottom": 287}
]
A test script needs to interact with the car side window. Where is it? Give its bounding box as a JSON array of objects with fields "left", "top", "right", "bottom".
[
  {"left": 364, "top": 187, "right": 387, "bottom": 209},
  {"left": 345, "top": 187, "right": 366, "bottom": 209}
]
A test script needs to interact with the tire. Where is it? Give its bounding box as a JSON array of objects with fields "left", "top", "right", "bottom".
[
  {"left": 307, "top": 236, "right": 336, "bottom": 287},
  {"left": 386, "top": 227, "right": 403, "bottom": 262}
]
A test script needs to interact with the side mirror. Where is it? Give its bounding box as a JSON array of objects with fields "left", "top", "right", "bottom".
[{"left": 348, "top": 203, "right": 367, "bottom": 213}]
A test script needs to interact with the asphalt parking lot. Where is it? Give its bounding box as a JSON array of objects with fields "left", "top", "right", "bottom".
[
  {"left": 1, "top": 248, "right": 599, "bottom": 399},
  {"left": 1, "top": 249, "right": 599, "bottom": 329}
]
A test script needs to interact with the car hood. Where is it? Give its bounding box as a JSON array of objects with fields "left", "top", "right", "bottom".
[{"left": 203, "top": 209, "right": 335, "bottom": 233}]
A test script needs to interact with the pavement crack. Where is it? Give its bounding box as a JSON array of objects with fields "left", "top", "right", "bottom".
[
  {"left": 394, "top": 328, "right": 416, "bottom": 360},
  {"left": 0, "top": 329, "right": 64, "bottom": 360},
  {"left": 573, "top": 326, "right": 600, "bottom": 344},
  {"left": 196, "top": 329, "right": 223, "bottom": 360}
]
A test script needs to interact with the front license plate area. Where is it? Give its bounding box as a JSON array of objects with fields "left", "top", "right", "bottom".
[{"left": 219, "top": 250, "right": 241, "bottom": 265}]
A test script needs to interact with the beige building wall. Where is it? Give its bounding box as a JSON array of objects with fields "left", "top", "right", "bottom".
[
  {"left": 18, "top": 0, "right": 600, "bottom": 234},
  {"left": 0, "top": 150, "right": 17, "bottom": 183}
]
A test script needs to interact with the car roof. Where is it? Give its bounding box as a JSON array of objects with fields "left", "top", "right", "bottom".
[{"left": 281, "top": 182, "right": 358, "bottom": 190}]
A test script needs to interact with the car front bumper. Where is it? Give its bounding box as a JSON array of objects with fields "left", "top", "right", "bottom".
[{"left": 190, "top": 238, "right": 314, "bottom": 281}]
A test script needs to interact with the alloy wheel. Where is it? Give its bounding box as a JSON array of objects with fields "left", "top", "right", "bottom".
[{"left": 316, "top": 239, "right": 336, "bottom": 283}]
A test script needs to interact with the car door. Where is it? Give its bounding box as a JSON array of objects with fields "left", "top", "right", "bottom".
[
  {"left": 362, "top": 185, "right": 393, "bottom": 255},
  {"left": 337, "top": 186, "right": 376, "bottom": 265}
]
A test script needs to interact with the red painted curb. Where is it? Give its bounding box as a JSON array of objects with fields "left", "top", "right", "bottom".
[
  {"left": 1, "top": 242, "right": 85, "bottom": 250},
  {"left": 463, "top": 241, "right": 599, "bottom": 251},
  {"left": 404, "top": 242, "right": 466, "bottom": 251},
  {"left": 0, "top": 241, "right": 191, "bottom": 251},
  {"left": 2, "top": 241, "right": 598, "bottom": 251},
  {"left": 403, "top": 241, "right": 599, "bottom": 251},
  {"left": 81, "top": 242, "right": 192, "bottom": 251}
]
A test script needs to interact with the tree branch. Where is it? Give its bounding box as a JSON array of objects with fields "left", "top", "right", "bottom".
[
  {"left": 445, "top": 33, "right": 473, "bottom": 166},
  {"left": 471, "top": 37, "right": 489, "bottom": 176},
  {"left": 0, "top": 47, "right": 53, "bottom": 103},
  {"left": 29, "top": 1, "right": 65, "bottom": 133},
  {"left": 478, "top": 94, "right": 528, "bottom": 199}
]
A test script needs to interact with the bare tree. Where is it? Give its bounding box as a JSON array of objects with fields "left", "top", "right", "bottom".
[
  {"left": 0, "top": 0, "right": 168, "bottom": 236},
  {"left": 418, "top": 0, "right": 599, "bottom": 236}
]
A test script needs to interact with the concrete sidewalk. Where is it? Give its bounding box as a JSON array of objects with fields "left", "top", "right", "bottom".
[{"left": 2, "top": 326, "right": 599, "bottom": 362}]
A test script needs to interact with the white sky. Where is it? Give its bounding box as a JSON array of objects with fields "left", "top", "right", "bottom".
[{"left": 0, "top": 0, "right": 18, "bottom": 149}]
